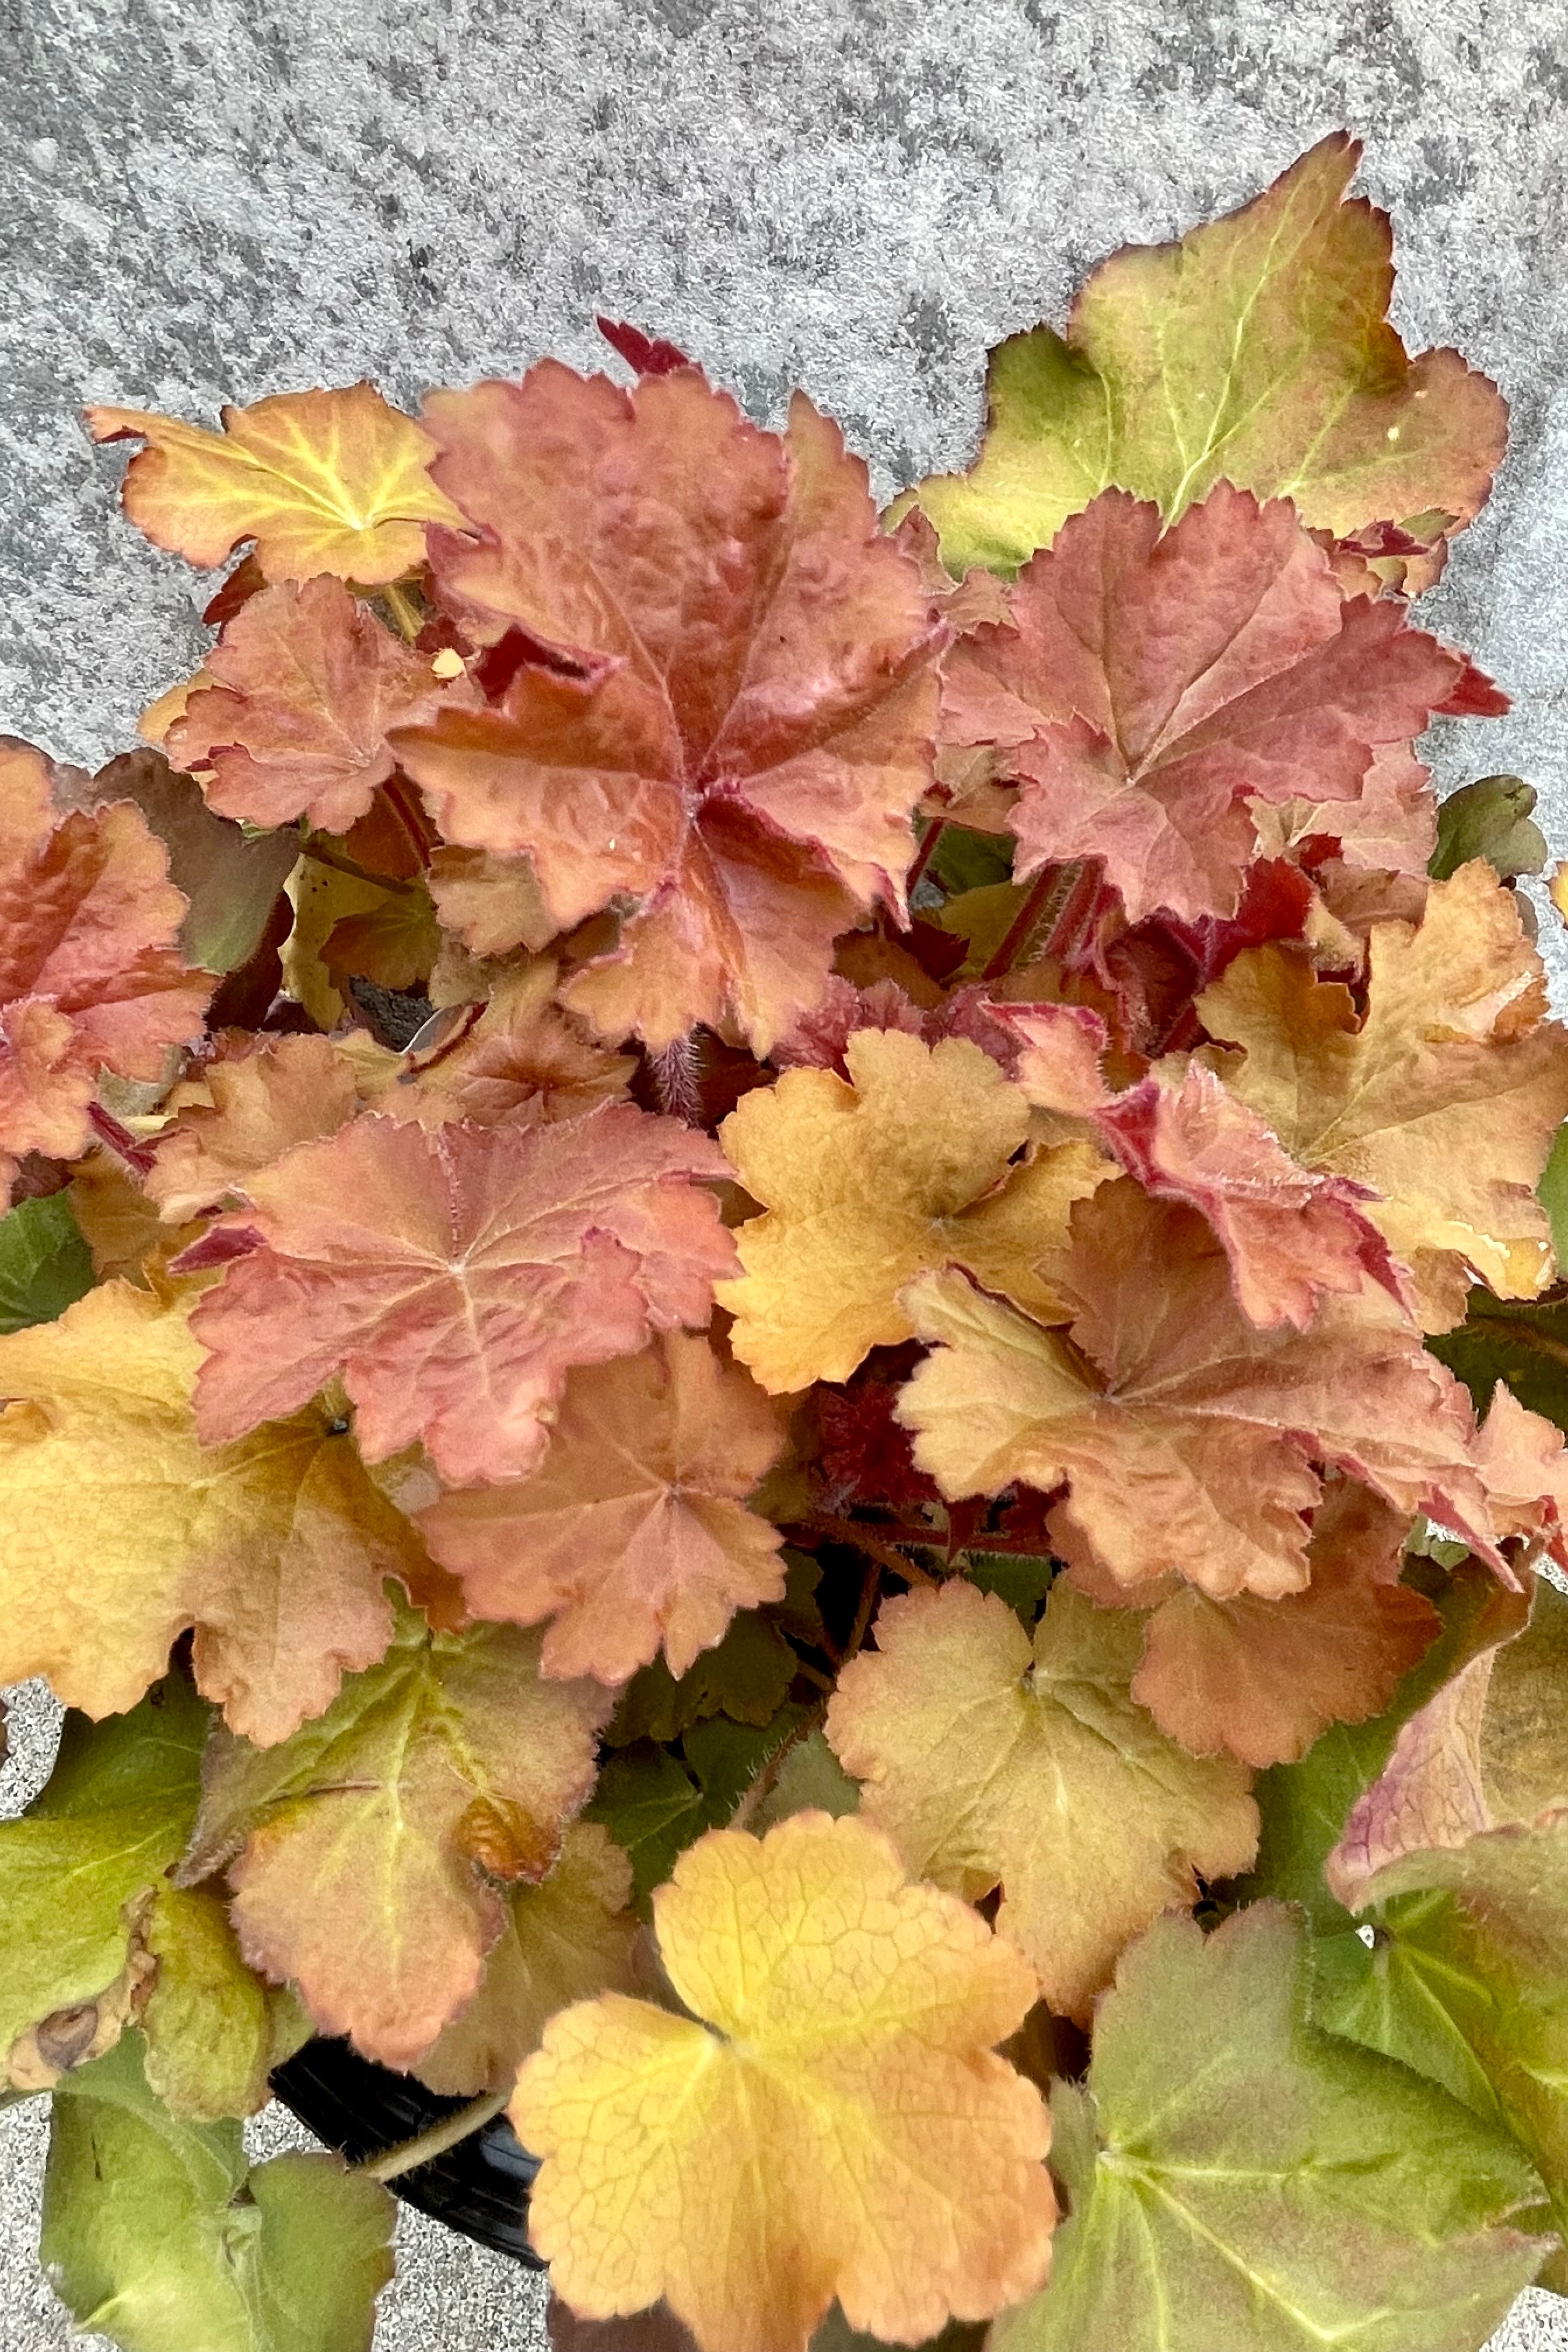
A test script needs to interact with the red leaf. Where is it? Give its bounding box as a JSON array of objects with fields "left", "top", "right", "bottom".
[{"left": 596, "top": 318, "right": 695, "bottom": 378}]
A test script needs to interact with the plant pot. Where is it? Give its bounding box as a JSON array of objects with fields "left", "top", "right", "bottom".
[{"left": 271, "top": 2038, "right": 544, "bottom": 2264}]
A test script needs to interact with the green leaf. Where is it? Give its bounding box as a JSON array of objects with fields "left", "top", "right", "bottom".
[
  {"left": 1430, "top": 777, "right": 1548, "bottom": 884},
  {"left": 959, "top": 1550, "right": 1056, "bottom": 1623},
  {"left": 1538, "top": 1127, "right": 1568, "bottom": 1275},
  {"left": 905, "top": 138, "right": 1503, "bottom": 577},
  {"left": 751, "top": 1728, "right": 860, "bottom": 1833},
  {"left": 0, "top": 1679, "right": 289, "bottom": 2117},
  {"left": 607, "top": 1609, "right": 799, "bottom": 1745},
  {"left": 925, "top": 824, "right": 1016, "bottom": 898},
  {"left": 587, "top": 1743, "right": 707, "bottom": 1908},
  {"left": 43, "top": 2032, "right": 393, "bottom": 2352},
  {"left": 1429, "top": 1290, "right": 1568, "bottom": 1433},
  {"left": 990, "top": 1906, "right": 1547, "bottom": 2352},
  {"left": 0, "top": 1194, "right": 94, "bottom": 1335},
  {"left": 93, "top": 748, "right": 299, "bottom": 974}
]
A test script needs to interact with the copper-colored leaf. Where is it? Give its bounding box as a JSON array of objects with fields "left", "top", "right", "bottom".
[
  {"left": 392, "top": 364, "right": 942, "bottom": 1051},
  {"left": 190, "top": 1107, "right": 736, "bottom": 1485},
  {"left": 0, "top": 742, "right": 212, "bottom": 1196},
  {"left": 166, "top": 578, "right": 473, "bottom": 834},
  {"left": 895, "top": 1181, "right": 1498, "bottom": 1600},
  {"left": 420, "top": 1334, "right": 786, "bottom": 1683}
]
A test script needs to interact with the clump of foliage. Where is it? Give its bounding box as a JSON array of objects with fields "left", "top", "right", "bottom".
[{"left": 5, "top": 133, "right": 1568, "bottom": 2352}]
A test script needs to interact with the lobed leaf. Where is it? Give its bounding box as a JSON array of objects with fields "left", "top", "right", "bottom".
[{"left": 513, "top": 1812, "right": 1054, "bottom": 2352}]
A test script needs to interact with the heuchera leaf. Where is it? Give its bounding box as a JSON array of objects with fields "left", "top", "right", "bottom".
[
  {"left": 188, "top": 1105, "right": 737, "bottom": 1485},
  {"left": 391, "top": 363, "right": 943, "bottom": 1051},
  {"left": 512, "top": 1812, "right": 1055, "bottom": 2352},
  {"left": 1199, "top": 863, "right": 1568, "bottom": 1331},
  {"left": 419, "top": 1333, "right": 788, "bottom": 1683},
  {"left": 0, "top": 1189, "right": 94, "bottom": 1333},
  {"left": 43, "top": 2031, "right": 394, "bottom": 2352},
  {"left": 1433, "top": 776, "right": 1548, "bottom": 885},
  {"left": 165, "top": 577, "right": 474, "bottom": 833},
  {"left": 182, "top": 1601, "right": 610, "bottom": 2066},
  {"left": 1432, "top": 1289, "right": 1568, "bottom": 1437},
  {"left": 412, "top": 1821, "right": 638, "bottom": 2097},
  {"left": 896, "top": 1182, "right": 1500, "bottom": 1601},
  {"left": 909, "top": 135, "right": 1507, "bottom": 576},
  {"left": 989, "top": 1906, "right": 1546, "bottom": 2352},
  {"left": 715, "top": 1028, "right": 1107, "bottom": 1392},
  {"left": 390, "top": 962, "right": 635, "bottom": 1130},
  {"left": 1312, "top": 1576, "right": 1568, "bottom": 2247},
  {"left": 0, "top": 1280, "right": 433, "bottom": 1742},
  {"left": 85, "top": 380, "right": 463, "bottom": 582},
  {"left": 1094, "top": 1476, "right": 1442, "bottom": 1768},
  {"left": 85, "top": 749, "right": 300, "bottom": 975},
  {"left": 827, "top": 1579, "right": 1256, "bottom": 2019},
  {"left": 0, "top": 741, "right": 212, "bottom": 1195},
  {"left": 941, "top": 482, "right": 1483, "bottom": 925},
  {"left": 146, "top": 1034, "right": 375, "bottom": 1223}
]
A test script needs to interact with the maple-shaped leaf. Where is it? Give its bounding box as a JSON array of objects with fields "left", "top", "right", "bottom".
[
  {"left": 715, "top": 1028, "right": 1107, "bottom": 1392},
  {"left": 895, "top": 1182, "right": 1497, "bottom": 1600},
  {"left": 989, "top": 1906, "right": 1546, "bottom": 2352},
  {"left": 81, "top": 748, "right": 300, "bottom": 976},
  {"left": 941, "top": 484, "right": 1485, "bottom": 926},
  {"left": 827, "top": 1580, "right": 1255, "bottom": 2020},
  {"left": 1199, "top": 862, "right": 1568, "bottom": 1329},
  {"left": 1074, "top": 1477, "right": 1442, "bottom": 1768},
  {"left": 188, "top": 1105, "right": 736, "bottom": 1486},
  {"left": 512, "top": 1812, "right": 1054, "bottom": 2352},
  {"left": 908, "top": 136, "right": 1506, "bottom": 576},
  {"left": 164, "top": 578, "right": 474, "bottom": 833},
  {"left": 390, "top": 962, "right": 635, "bottom": 1131},
  {"left": 0, "top": 1279, "right": 430, "bottom": 1743},
  {"left": 85, "top": 382, "right": 463, "bottom": 582},
  {"left": 391, "top": 363, "right": 942, "bottom": 1052},
  {"left": 0, "top": 1680, "right": 296, "bottom": 2119},
  {"left": 44, "top": 2031, "right": 394, "bottom": 2352},
  {"left": 0, "top": 741, "right": 212, "bottom": 1196},
  {"left": 146, "top": 1034, "right": 375, "bottom": 1222},
  {"left": 419, "top": 1334, "right": 787, "bottom": 1684},
  {"left": 413, "top": 1821, "right": 638, "bottom": 2096},
  {"left": 184, "top": 1601, "right": 610, "bottom": 2066},
  {"left": 1097, "top": 1059, "right": 1409, "bottom": 1328},
  {"left": 424, "top": 841, "right": 558, "bottom": 957}
]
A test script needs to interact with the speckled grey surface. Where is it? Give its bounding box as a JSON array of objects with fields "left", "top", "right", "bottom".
[{"left": 2, "top": 0, "right": 1567, "bottom": 2344}]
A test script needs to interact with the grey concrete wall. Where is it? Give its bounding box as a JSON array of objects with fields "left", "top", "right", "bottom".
[{"left": 1, "top": 0, "right": 1566, "bottom": 2344}]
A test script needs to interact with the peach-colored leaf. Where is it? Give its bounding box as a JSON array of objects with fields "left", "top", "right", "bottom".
[
  {"left": 420, "top": 1334, "right": 786, "bottom": 1684},
  {"left": 147, "top": 1034, "right": 375, "bottom": 1222},
  {"left": 943, "top": 484, "right": 1483, "bottom": 926},
  {"left": 0, "top": 1280, "right": 429, "bottom": 1744},
  {"left": 896, "top": 1180, "right": 1500, "bottom": 1601},
  {"left": 392, "top": 365, "right": 942, "bottom": 1051},
  {"left": 512, "top": 1812, "right": 1054, "bottom": 2352},
  {"left": 827, "top": 1580, "right": 1257, "bottom": 2019},
  {"left": 184, "top": 1600, "right": 611, "bottom": 2067},
  {"left": 0, "top": 742, "right": 212, "bottom": 1196},
  {"left": 166, "top": 578, "right": 475, "bottom": 834},
  {"left": 190, "top": 1107, "right": 736, "bottom": 1485},
  {"left": 1199, "top": 863, "right": 1568, "bottom": 1330},
  {"left": 85, "top": 383, "right": 463, "bottom": 583},
  {"left": 388, "top": 963, "right": 635, "bottom": 1132}
]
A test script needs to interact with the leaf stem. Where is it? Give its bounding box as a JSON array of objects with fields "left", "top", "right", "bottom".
[
  {"left": 299, "top": 840, "right": 419, "bottom": 897},
  {"left": 356, "top": 2088, "right": 512, "bottom": 2183},
  {"left": 792, "top": 1514, "right": 937, "bottom": 1591},
  {"left": 904, "top": 817, "right": 947, "bottom": 898},
  {"left": 728, "top": 1700, "right": 828, "bottom": 1834},
  {"left": 980, "top": 857, "right": 1094, "bottom": 982},
  {"left": 382, "top": 583, "right": 424, "bottom": 643}
]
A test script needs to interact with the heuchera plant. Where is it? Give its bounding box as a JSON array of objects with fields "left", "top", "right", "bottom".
[{"left": 6, "top": 132, "right": 1568, "bottom": 2352}]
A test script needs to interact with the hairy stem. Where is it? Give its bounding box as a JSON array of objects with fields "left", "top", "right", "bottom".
[
  {"left": 979, "top": 857, "right": 1095, "bottom": 982},
  {"left": 356, "top": 2088, "right": 512, "bottom": 2183},
  {"left": 793, "top": 1513, "right": 937, "bottom": 1593},
  {"left": 904, "top": 816, "right": 947, "bottom": 899}
]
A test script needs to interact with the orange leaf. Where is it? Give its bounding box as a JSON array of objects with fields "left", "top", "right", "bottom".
[
  {"left": 896, "top": 1180, "right": 1500, "bottom": 1600},
  {"left": 392, "top": 365, "right": 942, "bottom": 1051},
  {"left": 166, "top": 576, "right": 475, "bottom": 835},
  {"left": 190, "top": 1107, "right": 736, "bottom": 1485},
  {"left": 512, "top": 1812, "right": 1054, "bottom": 2352},
  {"left": 85, "top": 383, "right": 463, "bottom": 583},
  {"left": 0, "top": 742, "right": 211, "bottom": 1197}
]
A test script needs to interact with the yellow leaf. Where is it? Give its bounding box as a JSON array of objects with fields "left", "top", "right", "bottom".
[
  {"left": 715, "top": 1027, "right": 1107, "bottom": 1392},
  {"left": 1199, "top": 862, "right": 1568, "bottom": 1329},
  {"left": 513, "top": 1811, "right": 1054, "bottom": 2352},
  {"left": 908, "top": 137, "right": 1505, "bottom": 576},
  {"left": 827, "top": 1581, "right": 1256, "bottom": 2019},
  {"left": 85, "top": 383, "right": 463, "bottom": 584},
  {"left": 0, "top": 1280, "right": 429, "bottom": 1743}
]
